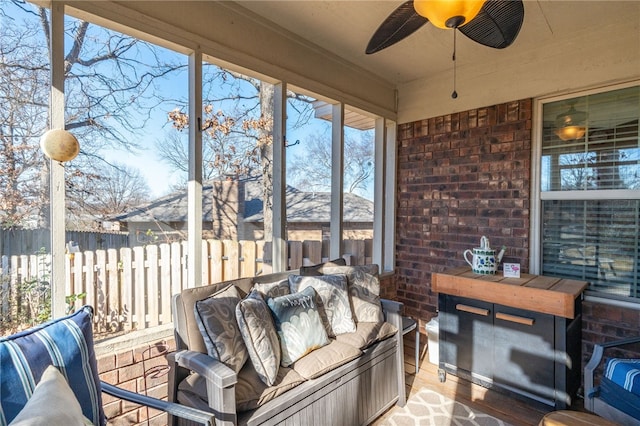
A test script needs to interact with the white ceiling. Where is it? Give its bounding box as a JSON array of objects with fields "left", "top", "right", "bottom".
[{"left": 236, "top": 1, "right": 640, "bottom": 87}]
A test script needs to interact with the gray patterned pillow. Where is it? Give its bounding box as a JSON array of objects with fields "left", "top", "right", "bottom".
[
  {"left": 267, "top": 287, "right": 329, "bottom": 367},
  {"left": 236, "top": 290, "right": 281, "bottom": 386},
  {"left": 320, "top": 265, "right": 384, "bottom": 323},
  {"left": 299, "top": 258, "right": 347, "bottom": 276},
  {"left": 194, "top": 285, "right": 248, "bottom": 373},
  {"left": 288, "top": 274, "right": 356, "bottom": 337},
  {"left": 253, "top": 279, "right": 290, "bottom": 300}
]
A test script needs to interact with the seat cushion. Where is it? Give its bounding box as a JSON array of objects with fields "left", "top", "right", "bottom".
[
  {"left": 194, "top": 285, "right": 248, "bottom": 373},
  {"left": 289, "top": 274, "right": 356, "bottom": 337},
  {"left": 178, "top": 362, "right": 305, "bottom": 413},
  {"left": 291, "top": 340, "right": 361, "bottom": 380},
  {"left": 599, "top": 376, "right": 640, "bottom": 421},
  {"left": 236, "top": 290, "right": 281, "bottom": 386},
  {"left": 267, "top": 287, "right": 330, "bottom": 367},
  {"left": 604, "top": 358, "right": 640, "bottom": 397},
  {"left": 0, "top": 306, "right": 104, "bottom": 426},
  {"left": 335, "top": 321, "right": 398, "bottom": 350}
]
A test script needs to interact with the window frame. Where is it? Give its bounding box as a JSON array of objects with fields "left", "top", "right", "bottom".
[{"left": 531, "top": 80, "right": 640, "bottom": 307}]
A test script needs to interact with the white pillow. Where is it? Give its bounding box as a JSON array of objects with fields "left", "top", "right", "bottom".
[{"left": 9, "top": 365, "right": 91, "bottom": 426}]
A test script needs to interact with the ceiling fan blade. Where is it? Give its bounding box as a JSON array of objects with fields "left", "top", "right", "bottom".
[
  {"left": 366, "top": 1, "right": 428, "bottom": 54},
  {"left": 459, "top": 0, "right": 524, "bottom": 49}
]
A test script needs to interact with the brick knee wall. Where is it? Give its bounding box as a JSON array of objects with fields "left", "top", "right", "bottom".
[{"left": 98, "top": 338, "right": 176, "bottom": 426}]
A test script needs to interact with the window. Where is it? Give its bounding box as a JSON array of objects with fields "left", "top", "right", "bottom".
[{"left": 538, "top": 84, "right": 640, "bottom": 302}]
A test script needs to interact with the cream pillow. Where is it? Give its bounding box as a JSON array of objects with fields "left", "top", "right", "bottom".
[
  {"left": 9, "top": 365, "right": 91, "bottom": 426},
  {"left": 289, "top": 274, "right": 356, "bottom": 336}
]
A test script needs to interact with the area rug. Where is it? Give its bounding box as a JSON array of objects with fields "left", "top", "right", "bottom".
[{"left": 380, "top": 388, "right": 513, "bottom": 426}]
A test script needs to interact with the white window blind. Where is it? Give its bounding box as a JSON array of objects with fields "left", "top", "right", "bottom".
[{"left": 540, "top": 85, "right": 640, "bottom": 302}]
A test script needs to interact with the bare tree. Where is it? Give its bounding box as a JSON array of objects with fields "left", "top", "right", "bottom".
[
  {"left": 0, "top": 5, "right": 50, "bottom": 228},
  {"left": 1, "top": 0, "right": 185, "bottom": 229},
  {"left": 288, "top": 129, "right": 374, "bottom": 197},
  {"left": 65, "top": 163, "right": 151, "bottom": 229},
  {"left": 163, "top": 64, "right": 316, "bottom": 240}
]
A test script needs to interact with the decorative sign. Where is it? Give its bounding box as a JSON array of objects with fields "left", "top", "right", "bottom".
[{"left": 503, "top": 263, "right": 521, "bottom": 278}]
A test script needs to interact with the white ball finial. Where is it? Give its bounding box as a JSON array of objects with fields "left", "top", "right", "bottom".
[{"left": 40, "top": 129, "right": 80, "bottom": 162}]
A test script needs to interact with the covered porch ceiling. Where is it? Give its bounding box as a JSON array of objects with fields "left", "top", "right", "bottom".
[
  {"left": 236, "top": 1, "right": 639, "bottom": 122},
  {"left": 237, "top": 1, "right": 636, "bottom": 86}
]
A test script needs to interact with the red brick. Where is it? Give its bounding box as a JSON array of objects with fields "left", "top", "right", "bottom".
[
  {"left": 395, "top": 99, "right": 532, "bottom": 331},
  {"left": 116, "top": 350, "right": 134, "bottom": 368},
  {"left": 97, "top": 353, "right": 116, "bottom": 374}
]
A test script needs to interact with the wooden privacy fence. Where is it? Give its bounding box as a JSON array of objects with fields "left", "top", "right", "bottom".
[
  {"left": 0, "top": 238, "right": 372, "bottom": 336},
  {"left": 0, "top": 228, "right": 129, "bottom": 257}
]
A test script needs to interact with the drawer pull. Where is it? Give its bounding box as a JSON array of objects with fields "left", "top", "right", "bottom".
[
  {"left": 495, "top": 312, "right": 535, "bottom": 326},
  {"left": 455, "top": 304, "right": 490, "bottom": 316}
]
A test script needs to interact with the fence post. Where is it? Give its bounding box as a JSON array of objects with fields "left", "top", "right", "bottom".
[
  {"left": 133, "top": 246, "right": 145, "bottom": 329},
  {"left": 288, "top": 241, "right": 302, "bottom": 269},
  {"left": 223, "top": 240, "right": 239, "bottom": 281},
  {"left": 120, "top": 247, "right": 133, "bottom": 332},
  {"left": 146, "top": 245, "right": 159, "bottom": 328},
  {"left": 107, "top": 248, "right": 119, "bottom": 331},
  {"left": 240, "top": 241, "right": 256, "bottom": 278},
  {"left": 160, "top": 243, "right": 172, "bottom": 325}
]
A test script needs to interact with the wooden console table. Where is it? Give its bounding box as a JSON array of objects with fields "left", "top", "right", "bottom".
[{"left": 432, "top": 267, "right": 587, "bottom": 409}]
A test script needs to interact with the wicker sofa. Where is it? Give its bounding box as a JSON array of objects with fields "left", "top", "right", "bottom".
[{"left": 167, "top": 263, "right": 406, "bottom": 426}]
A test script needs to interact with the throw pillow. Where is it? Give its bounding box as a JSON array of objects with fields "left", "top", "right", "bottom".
[
  {"left": 267, "top": 286, "right": 329, "bottom": 367},
  {"left": 253, "top": 279, "right": 290, "bottom": 300},
  {"left": 9, "top": 365, "right": 91, "bottom": 426},
  {"left": 299, "top": 258, "right": 347, "bottom": 276},
  {"left": 194, "top": 285, "right": 248, "bottom": 373},
  {"left": 320, "top": 264, "right": 384, "bottom": 323},
  {"left": 289, "top": 274, "right": 356, "bottom": 336},
  {"left": 236, "top": 290, "right": 281, "bottom": 386},
  {"left": 0, "top": 306, "right": 104, "bottom": 426}
]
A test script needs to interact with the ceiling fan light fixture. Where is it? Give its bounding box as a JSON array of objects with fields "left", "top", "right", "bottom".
[
  {"left": 413, "top": 0, "right": 485, "bottom": 29},
  {"left": 554, "top": 104, "right": 588, "bottom": 141}
]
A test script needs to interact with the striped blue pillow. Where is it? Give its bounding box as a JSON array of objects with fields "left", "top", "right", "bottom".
[{"left": 0, "top": 306, "right": 104, "bottom": 426}]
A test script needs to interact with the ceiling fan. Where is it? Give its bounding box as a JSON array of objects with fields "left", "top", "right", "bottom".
[
  {"left": 366, "top": 0, "right": 524, "bottom": 97},
  {"left": 366, "top": 0, "right": 525, "bottom": 55}
]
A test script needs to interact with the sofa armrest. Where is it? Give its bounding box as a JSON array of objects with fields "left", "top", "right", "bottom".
[
  {"left": 168, "top": 350, "right": 238, "bottom": 426},
  {"left": 381, "top": 298, "right": 404, "bottom": 332},
  {"left": 101, "top": 381, "right": 214, "bottom": 425},
  {"left": 173, "top": 350, "right": 238, "bottom": 388},
  {"left": 381, "top": 298, "right": 403, "bottom": 314},
  {"left": 584, "top": 336, "right": 640, "bottom": 412},
  {"left": 380, "top": 298, "right": 406, "bottom": 406}
]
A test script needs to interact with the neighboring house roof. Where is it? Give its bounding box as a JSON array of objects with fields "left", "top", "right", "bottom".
[
  {"left": 113, "top": 178, "right": 373, "bottom": 224},
  {"left": 112, "top": 183, "right": 215, "bottom": 223}
]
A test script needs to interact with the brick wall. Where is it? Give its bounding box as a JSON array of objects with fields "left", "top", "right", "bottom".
[
  {"left": 393, "top": 98, "right": 640, "bottom": 374},
  {"left": 582, "top": 301, "right": 640, "bottom": 365},
  {"left": 98, "top": 338, "right": 176, "bottom": 426},
  {"left": 394, "top": 99, "right": 532, "bottom": 329}
]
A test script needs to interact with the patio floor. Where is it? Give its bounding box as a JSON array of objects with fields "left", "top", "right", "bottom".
[{"left": 373, "top": 332, "right": 580, "bottom": 426}]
